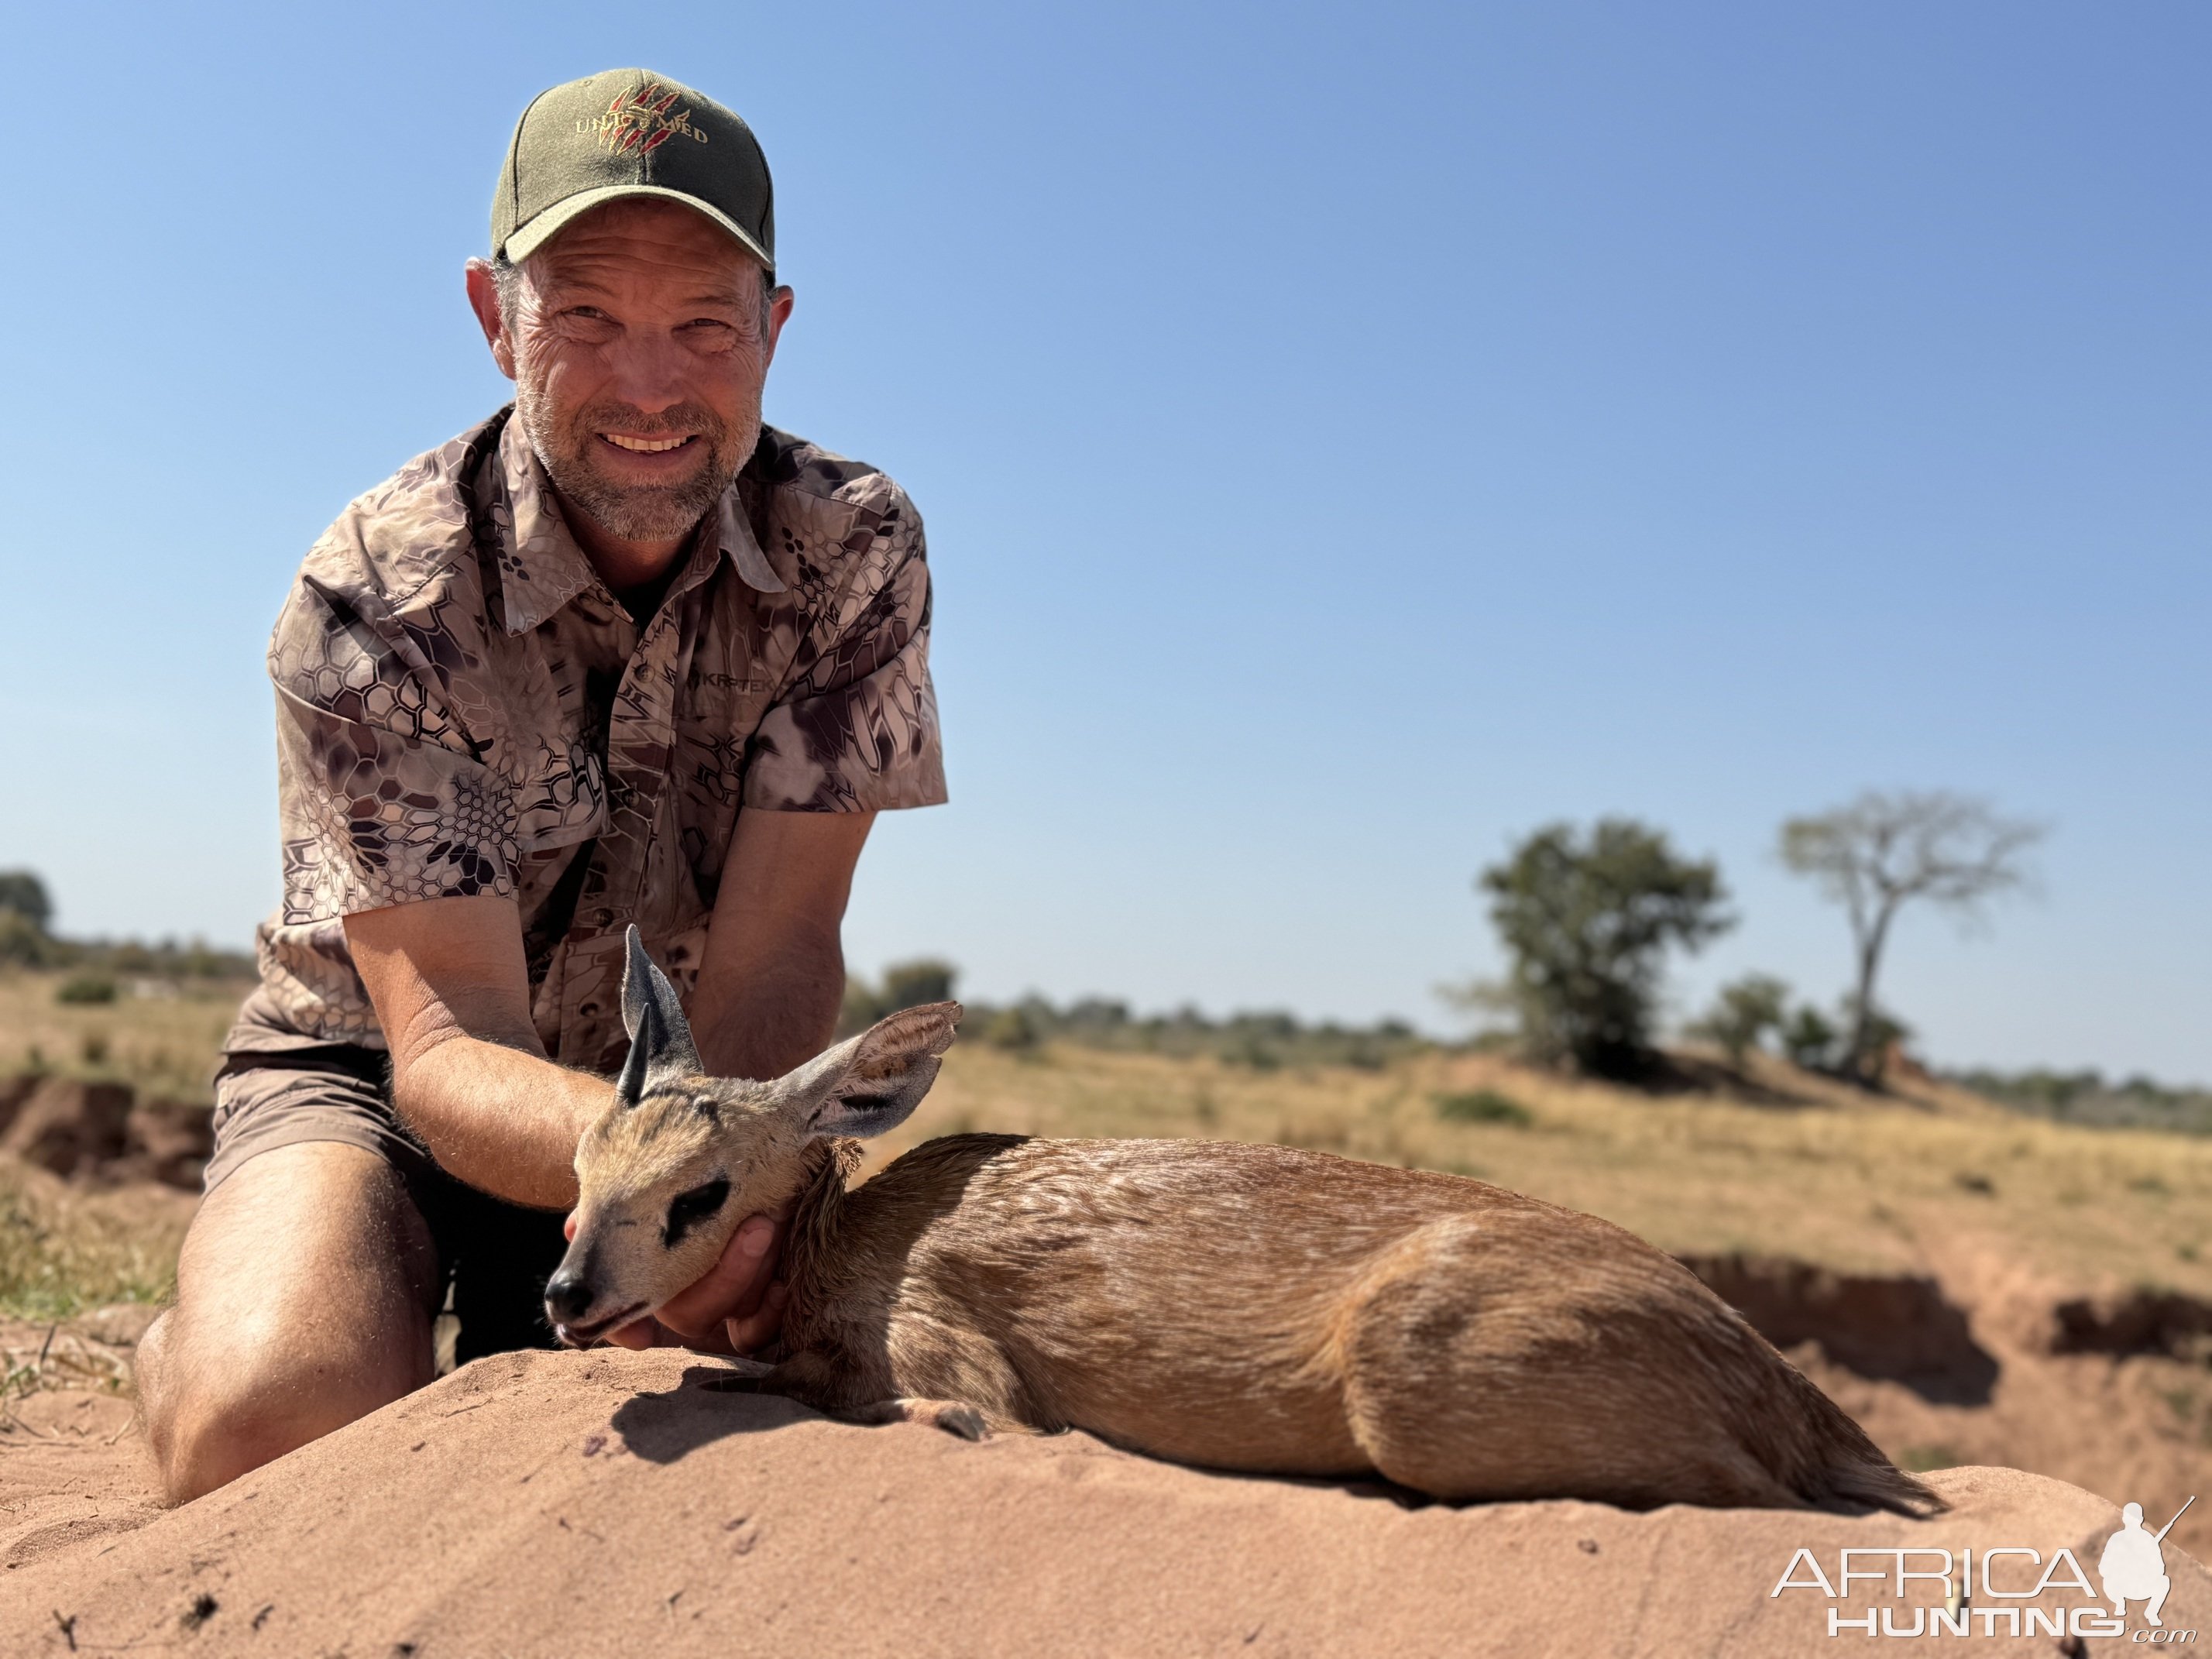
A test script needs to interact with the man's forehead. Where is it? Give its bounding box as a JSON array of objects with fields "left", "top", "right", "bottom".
[{"left": 528, "top": 198, "right": 763, "bottom": 295}]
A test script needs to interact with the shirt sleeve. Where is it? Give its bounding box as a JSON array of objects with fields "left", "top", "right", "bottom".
[
  {"left": 743, "top": 487, "right": 948, "bottom": 812},
  {"left": 270, "top": 572, "right": 520, "bottom": 925}
]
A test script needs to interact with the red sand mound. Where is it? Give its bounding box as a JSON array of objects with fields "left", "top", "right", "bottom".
[{"left": 4, "top": 1348, "right": 2202, "bottom": 1657}]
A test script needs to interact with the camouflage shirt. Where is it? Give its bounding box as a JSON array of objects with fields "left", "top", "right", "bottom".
[{"left": 227, "top": 406, "right": 944, "bottom": 1073}]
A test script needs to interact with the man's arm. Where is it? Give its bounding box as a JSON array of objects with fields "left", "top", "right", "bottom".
[
  {"left": 345, "top": 814, "right": 869, "bottom": 1201},
  {"left": 345, "top": 895, "right": 606, "bottom": 1210},
  {"left": 348, "top": 809, "right": 874, "bottom": 1348},
  {"left": 687, "top": 808, "right": 874, "bottom": 1078}
]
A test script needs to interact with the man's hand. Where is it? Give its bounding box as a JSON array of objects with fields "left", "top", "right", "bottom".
[{"left": 572, "top": 1207, "right": 791, "bottom": 1355}]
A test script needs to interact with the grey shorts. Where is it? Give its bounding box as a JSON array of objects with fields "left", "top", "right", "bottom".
[{"left": 208, "top": 1047, "right": 570, "bottom": 1360}]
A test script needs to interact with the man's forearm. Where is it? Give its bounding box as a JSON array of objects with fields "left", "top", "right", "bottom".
[
  {"left": 686, "top": 809, "right": 872, "bottom": 1081},
  {"left": 688, "top": 924, "right": 847, "bottom": 1081},
  {"left": 390, "top": 1035, "right": 611, "bottom": 1209}
]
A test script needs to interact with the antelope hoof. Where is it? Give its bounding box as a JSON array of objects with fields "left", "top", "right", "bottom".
[
  {"left": 930, "top": 1403, "right": 988, "bottom": 1441},
  {"left": 843, "top": 1398, "right": 990, "bottom": 1441},
  {"left": 699, "top": 1357, "right": 773, "bottom": 1393}
]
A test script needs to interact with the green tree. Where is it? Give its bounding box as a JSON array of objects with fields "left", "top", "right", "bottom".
[
  {"left": 1780, "top": 791, "right": 2042, "bottom": 1085},
  {"left": 1687, "top": 974, "right": 1791, "bottom": 1067},
  {"left": 1469, "top": 819, "right": 1733, "bottom": 1078},
  {"left": 0, "top": 870, "right": 53, "bottom": 932}
]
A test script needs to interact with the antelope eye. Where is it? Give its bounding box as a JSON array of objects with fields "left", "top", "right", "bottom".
[{"left": 663, "top": 1177, "right": 730, "bottom": 1247}]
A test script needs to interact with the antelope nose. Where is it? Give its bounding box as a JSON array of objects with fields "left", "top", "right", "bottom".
[{"left": 544, "top": 1272, "right": 594, "bottom": 1323}]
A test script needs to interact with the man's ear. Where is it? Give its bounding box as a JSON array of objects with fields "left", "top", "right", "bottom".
[
  {"left": 762, "top": 281, "right": 795, "bottom": 369},
  {"left": 615, "top": 926, "right": 702, "bottom": 1106},
  {"left": 774, "top": 1001, "right": 962, "bottom": 1139},
  {"left": 463, "top": 257, "right": 518, "bottom": 381}
]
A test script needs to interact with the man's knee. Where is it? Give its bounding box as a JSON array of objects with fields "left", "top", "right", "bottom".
[
  {"left": 141, "top": 1143, "right": 441, "bottom": 1504},
  {"left": 142, "top": 1299, "right": 431, "bottom": 1504}
]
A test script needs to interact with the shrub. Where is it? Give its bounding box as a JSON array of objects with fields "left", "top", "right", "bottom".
[
  {"left": 1687, "top": 974, "right": 1792, "bottom": 1067},
  {"left": 1222, "top": 1031, "right": 1283, "bottom": 1070},
  {"left": 1433, "top": 1089, "right": 1532, "bottom": 1127},
  {"left": 56, "top": 974, "right": 118, "bottom": 1006},
  {"left": 840, "top": 959, "right": 962, "bottom": 1038},
  {"left": 880, "top": 959, "right": 957, "bottom": 1012},
  {"left": 1780, "top": 1005, "right": 1838, "bottom": 1070},
  {"left": 0, "top": 911, "right": 55, "bottom": 968},
  {"left": 984, "top": 1007, "right": 1039, "bottom": 1050}
]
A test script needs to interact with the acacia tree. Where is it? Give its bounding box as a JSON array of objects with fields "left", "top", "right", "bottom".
[
  {"left": 1472, "top": 819, "right": 1733, "bottom": 1078},
  {"left": 1779, "top": 791, "right": 2043, "bottom": 1085}
]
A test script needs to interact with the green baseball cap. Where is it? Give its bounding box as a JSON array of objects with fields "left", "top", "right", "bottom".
[{"left": 493, "top": 69, "right": 775, "bottom": 273}]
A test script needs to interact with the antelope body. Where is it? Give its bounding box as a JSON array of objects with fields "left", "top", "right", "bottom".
[{"left": 547, "top": 929, "right": 1935, "bottom": 1515}]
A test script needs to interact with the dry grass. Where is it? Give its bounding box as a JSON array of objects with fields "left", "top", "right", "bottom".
[
  {"left": 0, "top": 971, "right": 226, "bottom": 1323},
  {"left": 874, "top": 1042, "right": 2212, "bottom": 1298},
  {"left": 0, "top": 1159, "right": 192, "bottom": 1320},
  {"left": 0, "top": 967, "right": 246, "bottom": 1104},
  {"left": 0, "top": 1317, "right": 136, "bottom": 1407}
]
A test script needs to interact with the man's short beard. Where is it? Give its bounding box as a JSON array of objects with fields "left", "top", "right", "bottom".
[{"left": 518, "top": 389, "right": 757, "bottom": 545}]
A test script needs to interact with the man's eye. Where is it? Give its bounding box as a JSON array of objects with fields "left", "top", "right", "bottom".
[{"left": 663, "top": 1176, "right": 730, "bottom": 1247}]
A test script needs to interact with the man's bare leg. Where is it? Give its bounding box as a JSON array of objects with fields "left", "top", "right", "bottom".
[{"left": 137, "top": 1142, "right": 441, "bottom": 1504}]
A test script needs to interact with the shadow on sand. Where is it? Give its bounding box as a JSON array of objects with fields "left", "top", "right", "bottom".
[{"left": 611, "top": 1365, "right": 823, "bottom": 1464}]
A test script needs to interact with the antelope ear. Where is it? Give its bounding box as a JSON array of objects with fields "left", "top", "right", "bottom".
[
  {"left": 772, "top": 1002, "right": 963, "bottom": 1139},
  {"left": 615, "top": 926, "right": 702, "bottom": 1106}
]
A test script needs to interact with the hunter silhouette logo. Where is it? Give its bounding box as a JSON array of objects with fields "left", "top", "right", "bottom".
[
  {"left": 2102, "top": 1496, "right": 2193, "bottom": 1629},
  {"left": 575, "top": 84, "right": 709, "bottom": 156}
]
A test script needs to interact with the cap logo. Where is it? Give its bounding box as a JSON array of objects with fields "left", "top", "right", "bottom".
[{"left": 575, "top": 83, "right": 709, "bottom": 156}]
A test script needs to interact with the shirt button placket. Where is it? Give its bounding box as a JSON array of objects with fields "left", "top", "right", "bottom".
[{"left": 600, "top": 602, "right": 687, "bottom": 926}]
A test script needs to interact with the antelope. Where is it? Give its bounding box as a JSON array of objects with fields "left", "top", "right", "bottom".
[{"left": 544, "top": 929, "right": 1936, "bottom": 1514}]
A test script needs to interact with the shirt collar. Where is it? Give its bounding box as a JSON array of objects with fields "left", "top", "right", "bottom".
[
  {"left": 493, "top": 410, "right": 785, "bottom": 637},
  {"left": 713, "top": 466, "right": 788, "bottom": 596}
]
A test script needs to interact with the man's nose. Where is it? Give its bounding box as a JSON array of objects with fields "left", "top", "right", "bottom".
[{"left": 599, "top": 335, "right": 699, "bottom": 417}]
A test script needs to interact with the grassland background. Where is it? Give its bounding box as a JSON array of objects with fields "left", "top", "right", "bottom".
[{"left": 3, "top": 966, "right": 2206, "bottom": 1326}]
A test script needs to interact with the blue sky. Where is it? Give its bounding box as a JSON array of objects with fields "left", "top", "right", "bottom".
[{"left": 1, "top": 3, "right": 2204, "bottom": 1078}]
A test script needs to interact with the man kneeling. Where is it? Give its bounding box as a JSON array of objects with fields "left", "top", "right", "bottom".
[{"left": 137, "top": 70, "right": 945, "bottom": 1503}]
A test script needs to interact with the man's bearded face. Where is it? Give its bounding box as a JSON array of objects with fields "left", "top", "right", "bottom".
[
  {"left": 504, "top": 198, "right": 778, "bottom": 551},
  {"left": 522, "top": 388, "right": 748, "bottom": 547}
]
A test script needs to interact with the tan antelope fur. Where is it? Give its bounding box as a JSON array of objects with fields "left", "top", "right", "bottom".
[{"left": 547, "top": 929, "right": 1937, "bottom": 1513}]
